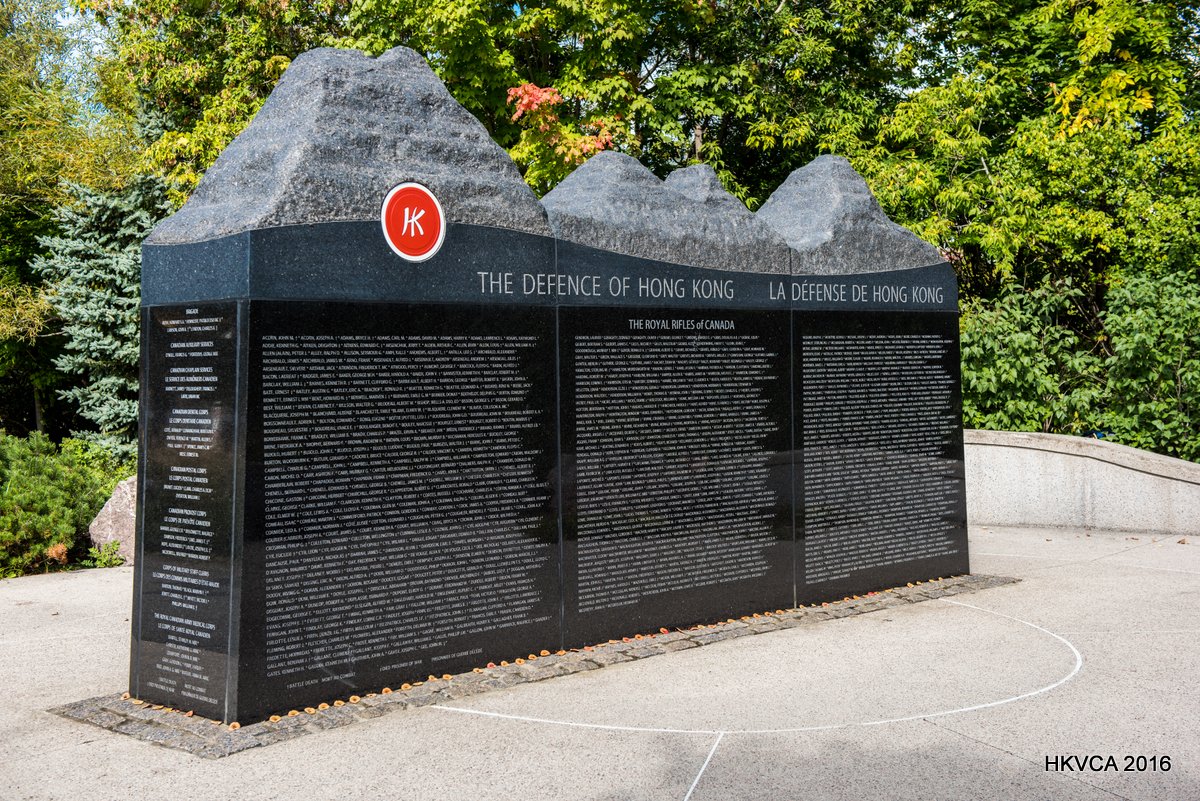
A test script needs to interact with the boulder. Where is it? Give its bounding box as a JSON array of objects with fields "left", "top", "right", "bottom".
[{"left": 89, "top": 476, "right": 137, "bottom": 565}]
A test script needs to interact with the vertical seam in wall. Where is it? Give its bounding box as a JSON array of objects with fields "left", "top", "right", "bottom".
[
  {"left": 789, "top": 307, "right": 798, "bottom": 609},
  {"left": 224, "top": 300, "right": 246, "bottom": 724},
  {"left": 227, "top": 231, "right": 251, "bottom": 722},
  {"left": 789, "top": 246, "right": 802, "bottom": 607},
  {"left": 553, "top": 236, "right": 566, "bottom": 651}
]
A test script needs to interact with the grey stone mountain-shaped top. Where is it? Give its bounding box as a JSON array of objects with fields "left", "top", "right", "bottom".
[
  {"left": 543, "top": 153, "right": 790, "bottom": 273},
  {"left": 147, "top": 46, "right": 551, "bottom": 245},
  {"left": 756, "top": 155, "right": 942, "bottom": 274},
  {"left": 663, "top": 163, "right": 746, "bottom": 211}
]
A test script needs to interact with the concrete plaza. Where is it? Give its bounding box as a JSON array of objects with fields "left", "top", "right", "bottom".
[{"left": 1, "top": 525, "right": 1196, "bottom": 800}]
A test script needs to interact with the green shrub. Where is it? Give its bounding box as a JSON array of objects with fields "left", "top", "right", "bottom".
[
  {"left": 960, "top": 273, "right": 1200, "bottom": 464},
  {"left": 960, "top": 279, "right": 1102, "bottom": 435},
  {"left": 1101, "top": 271, "right": 1200, "bottom": 461},
  {"left": 80, "top": 540, "right": 125, "bottom": 569},
  {"left": 0, "top": 432, "right": 132, "bottom": 577}
]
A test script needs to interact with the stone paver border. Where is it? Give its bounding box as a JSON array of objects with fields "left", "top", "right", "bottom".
[{"left": 50, "top": 573, "right": 1017, "bottom": 758}]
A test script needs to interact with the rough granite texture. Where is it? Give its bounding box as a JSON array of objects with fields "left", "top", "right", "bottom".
[
  {"left": 663, "top": 163, "right": 749, "bottom": 211},
  {"left": 147, "top": 47, "right": 550, "bottom": 244},
  {"left": 756, "top": 155, "right": 941, "bottom": 275},
  {"left": 88, "top": 475, "right": 137, "bottom": 564},
  {"left": 52, "top": 573, "right": 1017, "bottom": 757},
  {"left": 544, "top": 154, "right": 791, "bottom": 273}
]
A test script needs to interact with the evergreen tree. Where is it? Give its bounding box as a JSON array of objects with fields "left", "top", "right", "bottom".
[{"left": 32, "top": 175, "right": 171, "bottom": 456}]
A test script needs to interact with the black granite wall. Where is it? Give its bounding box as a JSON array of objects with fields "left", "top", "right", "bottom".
[{"left": 130, "top": 46, "right": 967, "bottom": 723}]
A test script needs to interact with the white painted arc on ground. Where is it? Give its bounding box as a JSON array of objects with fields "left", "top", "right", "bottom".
[
  {"left": 433, "top": 598, "right": 1084, "bottom": 735},
  {"left": 860, "top": 599, "right": 1084, "bottom": 727}
]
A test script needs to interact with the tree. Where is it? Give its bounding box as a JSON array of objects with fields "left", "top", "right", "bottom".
[
  {"left": 0, "top": 0, "right": 344, "bottom": 438},
  {"left": 85, "top": 0, "right": 349, "bottom": 202},
  {"left": 850, "top": 0, "right": 1198, "bottom": 299},
  {"left": 345, "top": 0, "right": 923, "bottom": 203},
  {"left": 72, "top": 0, "right": 1200, "bottom": 462},
  {"left": 33, "top": 175, "right": 171, "bottom": 456},
  {"left": 960, "top": 279, "right": 1102, "bottom": 433},
  {"left": 0, "top": 0, "right": 138, "bottom": 435},
  {"left": 863, "top": 2, "right": 1200, "bottom": 458},
  {"left": 0, "top": 431, "right": 128, "bottom": 577}
]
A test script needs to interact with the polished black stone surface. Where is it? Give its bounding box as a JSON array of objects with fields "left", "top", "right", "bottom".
[
  {"left": 142, "top": 223, "right": 558, "bottom": 307},
  {"left": 794, "top": 311, "right": 969, "bottom": 603},
  {"left": 131, "top": 303, "right": 244, "bottom": 721},
  {"left": 559, "top": 305, "right": 794, "bottom": 645},
  {"left": 142, "top": 223, "right": 957, "bottom": 313},
  {"left": 234, "top": 301, "right": 560, "bottom": 720}
]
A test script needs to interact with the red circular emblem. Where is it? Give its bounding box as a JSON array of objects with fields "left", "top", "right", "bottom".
[{"left": 381, "top": 182, "right": 445, "bottom": 262}]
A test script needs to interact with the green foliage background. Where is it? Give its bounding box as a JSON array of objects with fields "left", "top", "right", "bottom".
[{"left": 0, "top": 0, "right": 1197, "bottom": 573}]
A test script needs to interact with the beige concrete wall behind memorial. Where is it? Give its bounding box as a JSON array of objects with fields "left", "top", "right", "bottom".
[{"left": 964, "top": 429, "right": 1200, "bottom": 535}]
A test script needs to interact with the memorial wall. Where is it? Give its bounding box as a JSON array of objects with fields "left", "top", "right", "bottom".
[{"left": 130, "top": 46, "right": 968, "bottom": 723}]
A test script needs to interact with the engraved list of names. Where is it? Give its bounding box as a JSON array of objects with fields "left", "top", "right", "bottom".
[
  {"left": 135, "top": 303, "right": 239, "bottom": 719},
  {"left": 561, "top": 308, "right": 793, "bottom": 638},
  {"left": 799, "top": 313, "right": 964, "bottom": 587},
  {"left": 240, "top": 302, "right": 559, "bottom": 695}
]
